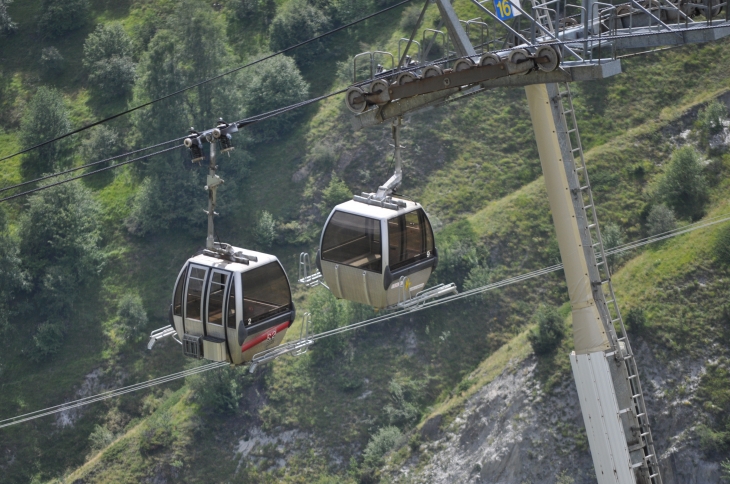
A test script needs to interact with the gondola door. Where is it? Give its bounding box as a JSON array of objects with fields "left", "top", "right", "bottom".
[
  {"left": 203, "top": 269, "right": 232, "bottom": 362},
  {"left": 183, "top": 265, "right": 209, "bottom": 338}
]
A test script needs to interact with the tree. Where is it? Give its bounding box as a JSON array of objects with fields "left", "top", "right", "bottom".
[
  {"left": 646, "top": 203, "right": 676, "bottom": 237},
  {"left": 187, "top": 365, "right": 245, "bottom": 414},
  {"left": 0, "top": 0, "right": 17, "bottom": 36},
  {"left": 234, "top": 0, "right": 276, "bottom": 24},
  {"left": 362, "top": 426, "right": 403, "bottom": 468},
  {"left": 116, "top": 294, "right": 148, "bottom": 341},
  {"left": 319, "top": 172, "right": 351, "bottom": 211},
  {"left": 243, "top": 55, "right": 309, "bottom": 141},
  {"left": 714, "top": 223, "right": 730, "bottom": 266},
  {"left": 37, "top": 0, "right": 89, "bottom": 39},
  {"left": 19, "top": 87, "right": 71, "bottom": 179},
  {"left": 653, "top": 146, "right": 709, "bottom": 221},
  {"left": 695, "top": 100, "right": 727, "bottom": 151},
  {"left": 269, "top": 0, "right": 331, "bottom": 66},
  {"left": 0, "top": 209, "right": 28, "bottom": 333},
  {"left": 18, "top": 181, "right": 103, "bottom": 358},
  {"left": 528, "top": 305, "right": 565, "bottom": 355},
  {"left": 309, "top": 288, "right": 350, "bottom": 360},
  {"left": 40, "top": 47, "right": 64, "bottom": 76},
  {"left": 83, "top": 23, "right": 137, "bottom": 99},
  {"left": 82, "top": 125, "right": 119, "bottom": 165},
  {"left": 601, "top": 223, "right": 624, "bottom": 272},
  {"left": 254, "top": 210, "right": 277, "bottom": 248}
]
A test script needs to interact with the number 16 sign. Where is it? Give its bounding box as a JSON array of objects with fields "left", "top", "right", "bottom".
[{"left": 494, "top": 0, "right": 522, "bottom": 20}]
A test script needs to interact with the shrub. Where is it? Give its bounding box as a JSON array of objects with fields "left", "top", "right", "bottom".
[
  {"left": 624, "top": 307, "right": 647, "bottom": 334},
  {"left": 528, "top": 305, "right": 565, "bottom": 355},
  {"left": 400, "top": 4, "right": 422, "bottom": 31},
  {"left": 254, "top": 210, "right": 277, "bottom": 248},
  {"left": 187, "top": 366, "right": 244, "bottom": 414},
  {"left": 19, "top": 87, "right": 71, "bottom": 178},
  {"left": 234, "top": 0, "right": 276, "bottom": 24},
  {"left": 601, "top": 223, "right": 624, "bottom": 272},
  {"left": 0, "top": 210, "right": 27, "bottom": 333},
  {"left": 695, "top": 100, "right": 728, "bottom": 150},
  {"left": 309, "top": 288, "right": 350, "bottom": 360},
  {"left": 384, "top": 378, "right": 422, "bottom": 427},
  {"left": 243, "top": 55, "right": 309, "bottom": 141},
  {"left": 320, "top": 172, "right": 351, "bottom": 211},
  {"left": 83, "top": 23, "right": 137, "bottom": 99},
  {"left": 722, "top": 459, "right": 730, "bottom": 482},
  {"left": 0, "top": 0, "right": 16, "bottom": 36},
  {"left": 40, "top": 47, "right": 64, "bottom": 76},
  {"left": 33, "top": 322, "right": 65, "bottom": 359},
  {"left": 82, "top": 126, "right": 120, "bottom": 174},
  {"left": 362, "top": 426, "right": 403, "bottom": 468},
  {"left": 116, "top": 294, "right": 148, "bottom": 341},
  {"left": 139, "top": 413, "right": 174, "bottom": 454},
  {"left": 463, "top": 263, "right": 493, "bottom": 296},
  {"left": 269, "top": 0, "right": 331, "bottom": 66},
  {"left": 714, "top": 223, "right": 730, "bottom": 266},
  {"left": 653, "top": 146, "right": 708, "bottom": 220},
  {"left": 646, "top": 203, "right": 676, "bottom": 237},
  {"left": 37, "top": 0, "right": 89, "bottom": 39},
  {"left": 88, "top": 424, "right": 115, "bottom": 451}
]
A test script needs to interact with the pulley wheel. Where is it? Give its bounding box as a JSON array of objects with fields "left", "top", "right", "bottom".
[
  {"left": 535, "top": 45, "right": 560, "bottom": 72},
  {"left": 422, "top": 65, "right": 443, "bottom": 78},
  {"left": 479, "top": 53, "right": 502, "bottom": 67},
  {"left": 453, "top": 58, "right": 475, "bottom": 72},
  {"left": 508, "top": 48, "right": 531, "bottom": 75},
  {"left": 368, "top": 79, "right": 389, "bottom": 95},
  {"left": 396, "top": 72, "right": 418, "bottom": 85},
  {"left": 345, "top": 86, "right": 367, "bottom": 114}
]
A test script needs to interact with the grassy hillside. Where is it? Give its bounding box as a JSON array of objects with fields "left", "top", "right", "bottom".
[{"left": 1, "top": 0, "right": 730, "bottom": 482}]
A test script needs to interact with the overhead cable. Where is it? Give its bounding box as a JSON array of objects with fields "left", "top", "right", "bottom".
[
  {"left": 2, "top": 211, "right": 728, "bottom": 429},
  {"left": 0, "top": 0, "right": 415, "bottom": 165}
]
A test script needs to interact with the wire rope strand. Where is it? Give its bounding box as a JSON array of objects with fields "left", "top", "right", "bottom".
[{"left": 0, "top": 145, "right": 181, "bottom": 204}]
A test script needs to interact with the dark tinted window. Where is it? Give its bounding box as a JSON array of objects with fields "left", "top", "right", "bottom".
[
  {"left": 388, "top": 209, "right": 435, "bottom": 271},
  {"left": 322, "top": 211, "right": 382, "bottom": 273},
  {"left": 186, "top": 266, "right": 207, "bottom": 321},
  {"left": 207, "top": 272, "right": 228, "bottom": 325},
  {"left": 227, "top": 281, "right": 237, "bottom": 329},
  {"left": 242, "top": 262, "right": 291, "bottom": 326},
  {"left": 173, "top": 266, "right": 186, "bottom": 316}
]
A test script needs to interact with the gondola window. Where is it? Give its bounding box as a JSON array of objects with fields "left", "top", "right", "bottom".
[
  {"left": 207, "top": 272, "right": 228, "bottom": 325},
  {"left": 242, "top": 262, "right": 290, "bottom": 326},
  {"left": 322, "top": 211, "right": 382, "bottom": 272}
]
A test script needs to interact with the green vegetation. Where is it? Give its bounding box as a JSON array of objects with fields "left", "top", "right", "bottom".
[
  {"left": 0, "top": 0, "right": 16, "bottom": 36},
  {"left": 37, "top": 0, "right": 89, "bottom": 39},
  {"left": 652, "top": 146, "right": 709, "bottom": 221},
  {"left": 528, "top": 305, "right": 566, "bottom": 355},
  {"left": 695, "top": 100, "right": 728, "bottom": 151},
  {"left": 0, "top": 0, "right": 730, "bottom": 481},
  {"left": 646, "top": 203, "right": 677, "bottom": 237}
]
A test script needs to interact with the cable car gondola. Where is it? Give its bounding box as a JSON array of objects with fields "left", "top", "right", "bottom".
[
  {"left": 149, "top": 124, "right": 295, "bottom": 364},
  {"left": 317, "top": 198, "right": 436, "bottom": 308},
  {"left": 170, "top": 245, "right": 295, "bottom": 364}
]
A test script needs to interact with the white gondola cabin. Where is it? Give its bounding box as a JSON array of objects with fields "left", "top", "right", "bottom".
[
  {"left": 317, "top": 197, "right": 437, "bottom": 308},
  {"left": 169, "top": 246, "right": 295, "bottom": 365}
]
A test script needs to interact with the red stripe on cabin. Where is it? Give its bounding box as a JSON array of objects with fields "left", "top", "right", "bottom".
[{"left": 241, "top": 321, "right": 290, "bottom": 353}]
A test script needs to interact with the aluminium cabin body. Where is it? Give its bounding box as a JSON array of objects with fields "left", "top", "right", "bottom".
[
  {"left": 170, "top": 247, "right": 295, "bottom": 365},
  {"left": 317, "top": 198, "right": 437, "bottom": 308}
]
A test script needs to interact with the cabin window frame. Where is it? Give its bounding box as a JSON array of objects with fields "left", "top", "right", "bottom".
[
  {"left": 321, "top": 210, "right": 383, "bottom": 273},
  {"left": 206, "top": 269, "right": 232, "bottom": 327},
  {"left": 242, "top": 261, "right": 292, "bottom": 327},
  {"left": 387, "top": 208, "right": 435, "bottom": 271},
  {"left": 184, "top": 265, "right": 209, "bottom": 322}
]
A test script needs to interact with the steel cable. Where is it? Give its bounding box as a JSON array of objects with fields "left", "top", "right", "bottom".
[{"left": 1, "top": 212, "right": 728, "bottom": 429}]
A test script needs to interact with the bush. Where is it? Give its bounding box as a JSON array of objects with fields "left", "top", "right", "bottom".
[
  {"left": 400, "top": 4, "right": 422, "bottom": 31},
  {"left": 33, "top": 322, "right": 65, "bottom": 359},
  {"left": 527, "top": 305, "right": 565, "bottom": 355},
  {"left": 269, "top": 0, "right": 331, "bottom": 66},
  {"left": 40, "top": 47, "right": 64, "bottom": 76},
  {"left": 37, "top": 0, "right": 89, "bottom": 39},
  {"left": 624, "top": 307, "right": 647, "bottom": 334},
  {"left": 463, "top": 263, "right": 493, "bottom": 298},
  {"left": 88, "top": 424, "right": 115, "bottom": 451},
  {"left": 695, "top": 100, "right": 728, "bottom": 151},
  {"left": 234, "top": 0, "right": 276, "bottom": 24},
  {"left": 19, "top": 87, "right": 71, "bottom": 178},
  {"left": 254, "top": 211, "right": 277, "bottom": 248},
  {"left": 646, "top": 203, "right": 676, "bottom": 237},
  {"left": 384, "top": 378, "right": 422, "bottom": 427},
  {"left": 243, "top": 55, "right": 309, "bottom": 141},
  {"left": 0, "top": 0, "right": 16, "bottom": 36},
  {"left": 83, "top": 23, "right": 137, "bottom": 99},
  {"left": 187, "top": 366, "right": 245, "bottom": 414},
  {"left": 116, "top": 294, "right": 148, "bottom": 341},
  {"left": 139, "top": 413, "right": 174, "bottom": 454},
  {"left": 714, "top": 223, "right": 730, "bottom": 266},
  {"left": 362, "top": 426, "right": 403, "bottom": 468},
  {"left": 82, "top": 126, "right": 120, "bottom": 175},
  {"left": 320, "top": 172, "right": 351, "bottom": 211},
  {"left": 653, "top": 146, "right": 709, "bottom": 220},
  {"left": 601, "top": 223, "right": 624, "bottom": 272},
  {"left": 722, "top": 459, "right": 730, "bottom": 482},
  {"left": 309, "top": 288, "right": 350, "bottom": 360},
  {"left": 0, "top": 210, "right": 28, "bottom": 333}
]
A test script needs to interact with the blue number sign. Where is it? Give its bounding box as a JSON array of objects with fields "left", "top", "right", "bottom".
[{"left": 493, "top": 0, "right": 522, "bottom": 20}]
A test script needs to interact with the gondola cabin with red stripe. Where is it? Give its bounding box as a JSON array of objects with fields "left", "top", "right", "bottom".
[{"left": 169, "top": 245, "right": 295, "bottom": 364}]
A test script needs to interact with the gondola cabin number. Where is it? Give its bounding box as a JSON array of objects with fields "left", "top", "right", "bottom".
[{"left": 493, "top": 0, "right": 521, "bottom": 20}]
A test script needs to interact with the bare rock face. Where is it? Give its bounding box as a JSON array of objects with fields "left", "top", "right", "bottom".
[{"left": 395, "top": 341, "right": 726, "bottom": 484}]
